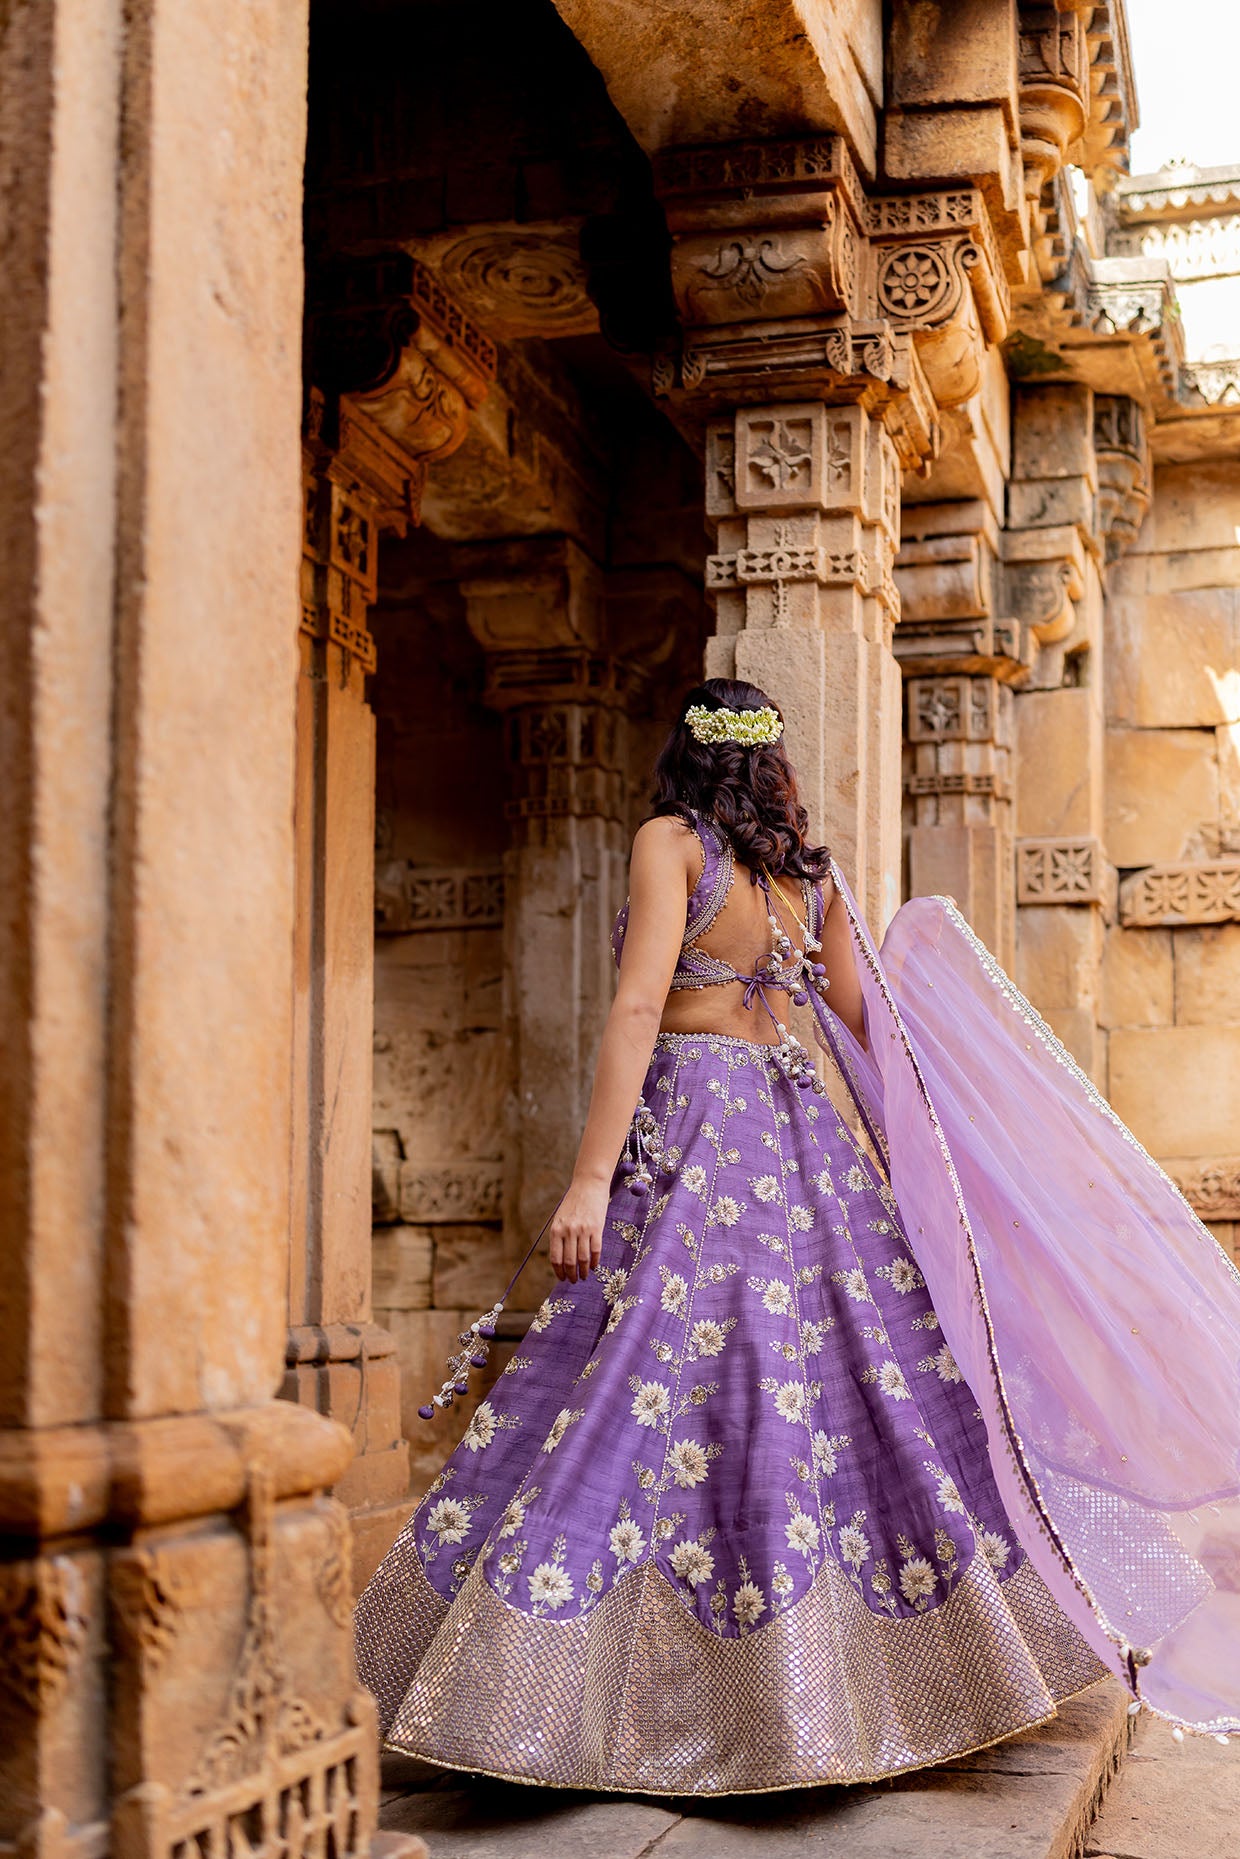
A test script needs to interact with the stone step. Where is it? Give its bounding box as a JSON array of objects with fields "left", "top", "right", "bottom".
[
  {"left": 1084, "top": 1712, "right": 1240, "bottom": 1859},
  {"left": 379, "top": 1677, "right": 1132, "bottom": 1859}
]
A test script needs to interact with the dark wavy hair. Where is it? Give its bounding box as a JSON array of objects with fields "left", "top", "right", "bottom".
[{"left": 651, "top": 678, "right": 831, "bottom": 880}]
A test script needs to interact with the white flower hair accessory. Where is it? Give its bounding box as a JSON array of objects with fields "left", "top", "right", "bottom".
[{"left": 684, "top": 703, "right": 784, "bottom": 747}]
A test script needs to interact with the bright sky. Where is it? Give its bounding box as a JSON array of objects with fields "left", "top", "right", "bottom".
[{"left": 1127, "top": 0, "right": 1240, "bottom": 174}]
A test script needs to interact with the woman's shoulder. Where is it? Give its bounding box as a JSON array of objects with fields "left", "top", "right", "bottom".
[{"left": 632, "top": 812, "right": 701, "bottom": 851}]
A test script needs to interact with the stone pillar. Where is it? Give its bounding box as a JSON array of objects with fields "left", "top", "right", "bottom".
[
  {"left": 646, "top": 138, "right": 1004, "bottom": 929},
  {"left": 292, "top": 264, "right": 496, "bottom": 1585},
  {"left": 287, "top": 404, "right": 414, "bottom": 1590},
  {"left": 703, "top": 402, "right": 904, "bottom": 923},
  {"left": 1005, "top": 382, "right": 1113, "bottom": 1079},
  {"left": 0, "top": 1, "right": 423, "bottom": 1852},
  {"left": 462, "top": 541, "right": 632, "bottom": 1287},
  {"left": 894, "top": 500, "right": 1016, "bottom": 965}
]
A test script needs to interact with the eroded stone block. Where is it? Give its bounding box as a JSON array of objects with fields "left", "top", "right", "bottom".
[
  {"left": 1105, "top": 728, "right": 1220, "bottom": 868},
  {"left": 1109, "top": 1026, "right": 1240, "bottom": 1155},
  {"left": 1100, "top": 927, "right": 1174, "bottom": 1029}
]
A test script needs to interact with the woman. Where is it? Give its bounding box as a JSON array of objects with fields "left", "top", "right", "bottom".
[{"left": 356, "top": 679, "right": 1240, "bottom": 1793}]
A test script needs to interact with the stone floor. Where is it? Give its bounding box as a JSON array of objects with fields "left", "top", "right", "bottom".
[
  {"left": 379, "top": 1679, "right": 1132, "bottom": 1859},
  {"left": 1084, "top": 1714, "right": 1240, "bottom": 1859}
]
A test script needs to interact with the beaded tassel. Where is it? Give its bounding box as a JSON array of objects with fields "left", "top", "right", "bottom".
[
  {"left": 619, "top": 1096, "right": 663, "bottom": 1197},
  {"left": 417, "top": 1302, "right": 504, "bottom": 1419}
]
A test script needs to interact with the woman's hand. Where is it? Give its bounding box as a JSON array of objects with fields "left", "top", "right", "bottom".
[{"left": 549, "top": 1175, "right": 611, "bottom": 1283}]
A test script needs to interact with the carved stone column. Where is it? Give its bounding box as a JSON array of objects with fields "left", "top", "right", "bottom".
[
  {"left": 0, "top": 4, "right": 425, "bottom": 1852},
  {"left": 1004, "top": 381, "right": 1113, "bottom": 1077},
  {"left": 702, "top": 401, "right": 905, "bottom": 922},
  {"left": 894, "top": 501, "right": 1017, "bottom": 965},
  {"left": 291, "top": 264, "right": 495, "bottom": 1585},
  {"left": 461, "top": 541, "right": 634, "bottom": 1286},
  {"left": 649, "top": 135, "right": 951, "bottom": 927}
]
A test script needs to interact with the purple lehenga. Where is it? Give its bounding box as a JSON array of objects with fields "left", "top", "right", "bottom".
[{"left": 355, "top": 818, "right": 1110, "bottom": 1792}]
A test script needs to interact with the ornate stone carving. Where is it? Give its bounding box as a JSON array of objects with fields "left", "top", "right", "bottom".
[
  {"left": 1119, "top": 861, "right": 1240, "bottom": 928},
  {"left": 375, "top": 865, "right": 504, "bottom": 936},
  {"left": 1166, "top": 1159, "right": 1240, "bottom": 1222},
  {"left": 419, "top": 223, "right": 598, "bottom": 339},
  {"left": 306, "top": 253, "right": 496, "bottom": 471},
  {"left": 399, "top": 1163, "right": 503, "bottom": 1225},
  {"left": 111, "top": 1547, "right": 189, "bottom": 1674},
  {"left": 187, "top": 1466, "right": 329, "bottom": 1796},
  {"left": 1094, "top": 395, "right": 1151, "bottom": 561},
  {"left": 316, "top": 1501, "right": 354, "bottom": 1632},
  {"left": 0, "top": 1556, "right": 87, "bottom": 1712},
  {"left": 1111, "top": 215, "right": 1240, "bottom": 282},
  {"left": 1018, "top": 6, "right": 1089, "bottom": 209},
  {"left": 907, "top": 676, "right": 1000, "bottom": 743},
  {"left": 1181, "top": 360, "right": 1240, "bottom": 408},
  {"left": 1017, "top": 838, "right": 1111, "bottom": 907}
]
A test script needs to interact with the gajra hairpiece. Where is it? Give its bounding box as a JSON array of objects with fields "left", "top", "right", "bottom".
[{"left": 685, "top": 703, "right": 783, "bottom": 747}]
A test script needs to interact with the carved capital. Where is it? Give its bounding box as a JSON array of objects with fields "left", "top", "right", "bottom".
[
  {"left": 656, "top": 136, "right": 864, "bottom": 331},
  {"left": 998, "top": 524, "right": 1089, "bottom": 687}
]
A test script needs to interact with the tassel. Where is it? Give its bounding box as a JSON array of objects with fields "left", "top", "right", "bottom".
[{"left": 415, "top": 1203, "right": 558, "bottom": 1421}]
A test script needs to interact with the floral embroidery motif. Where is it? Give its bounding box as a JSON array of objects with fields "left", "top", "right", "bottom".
[
  {"left": 876, "top": 1256, "right": 925, "bottom": 1295},
  {"left": 629, "top": 1379, "right": 671, "bottom": 1431}
]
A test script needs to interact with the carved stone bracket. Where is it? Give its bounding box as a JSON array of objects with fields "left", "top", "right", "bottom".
[
  {"left": 654, "top": 136, "right": 866, "bottom": 329},
  {"left": 1119, "top": 861, "right": 1240, "bottom": 927},
  {"left": 1019, "top": 5, "right": 1090, "bottom": 216},
  {"left": 867, "top": 189, "right": 1009, "bottom": 408},
  {"left": 997, "top": 524, "right": 1089, "bottom": 689},
  {"left": 1017, "top": 836, "right": 1114, "bottom": 909},
  {"left": 306, "top": 252, "right": 496, "bottom": 467},
  {"left": 1094, "top": 394, "right": 1151, "bottom": 561}
]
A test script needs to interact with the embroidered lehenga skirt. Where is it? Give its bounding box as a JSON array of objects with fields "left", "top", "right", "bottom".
[{"left": 355, "top": 1029, "right": 1103, "bottom": 1794}]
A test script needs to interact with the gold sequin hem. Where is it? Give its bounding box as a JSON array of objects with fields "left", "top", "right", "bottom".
[{"left": 371, "top": 1546, "right": 1106, "bottom": 1795}]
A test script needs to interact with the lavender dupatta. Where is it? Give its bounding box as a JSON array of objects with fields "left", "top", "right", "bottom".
[{"left": 815, "top": 864, "right": 1240, "bottom": 1736}]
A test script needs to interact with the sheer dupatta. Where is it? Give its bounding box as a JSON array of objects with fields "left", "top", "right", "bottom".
[{"left": 811, "top": 863, "right": 1240, "bottom": 1737}]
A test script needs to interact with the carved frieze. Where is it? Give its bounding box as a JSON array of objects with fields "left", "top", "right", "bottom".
[
  {"left": 1017, "top": 837, "right": 1112, "bottom": 908},
  {"left": 1167, "top": 1159, "right": 1240, "bottom": 1223},
  {"left": 375, "top": 865, "right": 504, "bottom": 936},
  {"left": 1119, "top": 861, "right": 1240, "bottom": 928},
  {"left": 399, "top": 1162, "right": 503, "bottom": 1225}
]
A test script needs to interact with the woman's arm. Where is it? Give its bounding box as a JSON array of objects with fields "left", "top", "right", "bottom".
[
  {"left": 819, "top": 878, "right": 868, "bottom": 1049},
  {"left": 549, "top": 816, "right": 695, "bottom": 1283}
]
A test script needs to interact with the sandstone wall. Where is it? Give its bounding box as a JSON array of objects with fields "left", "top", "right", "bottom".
[{"left": 1101, "top": 462, "right": 1240, "bottom": 1261}]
